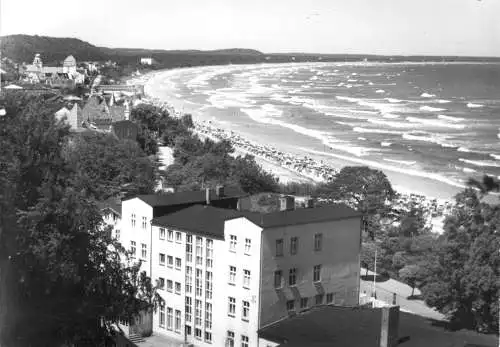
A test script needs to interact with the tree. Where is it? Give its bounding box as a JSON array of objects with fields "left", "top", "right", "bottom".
[
  {"left": 0, "top": 94, "right": 158, "bottom": 346},
  {"left": 419, "top": 188, "right": 500, "bottom": 332},
  {"left": 360, "top": 241, "right": 378, "bottom": 276},
  {"left": 399, "top": 264, "right": 421, "bottom": 297}
]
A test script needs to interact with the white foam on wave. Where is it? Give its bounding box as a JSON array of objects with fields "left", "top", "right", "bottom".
[
  {"left": 358, "top": 137, "right": 367, "bottom": 140},
  {"left": 467, "top": 102, "right": 484, "bottom": 108},
  {"left": 401, "top": 131, "right": 449, "bottom": 145},
  {"left": 241, "top": 107, "right": 374, "bottom": 157},
  {"left": 368, "top": 118, "right": 414, "bottom": 129},
  {"left": 436, "top": 99, "right": 451, "bottom": 104},
  {"left": 463, "top": 167, "right": 477, "bottom": 173},
  {"left": 299, "top": 147, "right": 467, "bottom": 190},
  {"left": 490, "top": 154, "right": 500, "bottom": 160},
  {"left": 437, "top": 114, "right": 465, "bottom": 122},
  {"left": 457, "top": 147, "right": 470, "bottom": 153},
  {"left": 383, "top": 158, "right": 416, "bottom": 166},
  {"left": 375, "top": 89, "right": 385, "bottom": 94},
  {"left": 459, "top": 158, "right": 500, "bottom": 168},
  {"left": 420, "top": 106, "right": 447, "bottom": 112},
  {"left": 382, "top": 113, "right": 400, "bottom": 119},
  {"left": 347, "top": 79, "right": 358, "bottom": 82},
  {"left": 406, "top": 116, "right": 465, "bottom": 129},
  {"left": 421, "top": 93, "right": 436, "bottom": 98},
  {"left": 353, "top": 127, "right": 405, "bottom": 135},
  {"left": 381, "top": 142, "right": 392, "bottom": 147},
  {"left": 384, "top": 98, "right": 403, "bottom": 103}
]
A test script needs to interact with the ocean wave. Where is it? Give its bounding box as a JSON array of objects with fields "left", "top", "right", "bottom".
[
  {"left": 437, "top": 114, "right": 465, "bottom": 122},
  {"left": 406, "top": 116, "right": 465, "bottom": 129},
  {"left": 347, "top": 79, "right": 358, "bottom": 82},
  {"left": 458, "top": 158, "right": 500, "bottom": 168},
  {"left": 384, "top": 98, "right": 403, "bottom": 103},
  {"left": 353, "top": 127, "right": 405, "bottom": 135},
  {"left": 382, "top": 113, "right": 400, "bottom": 119},
  {"left": 358, "top": 137, "right": 367, "bottom": 140},
  {"left": 401, "top": 131, "right": 449, "bottom": 145},
  {"left": 490, "top": 154, "right": 500, "bottom": 160},
  {"left": 466, "top": 102, "right": 484, "bottom": 108},
  {"left": 336, "top": 96, "right": 359, "bottom": 103},
  {"left": 375, "top": 89, "right": 385, "bottom": 94},
  {"left": 300, "top": 147, "right": 467, "bottom": 191},
  {"left": 207, "top": 94, "right": 253, "bottom": 109},
  {"left": 420, "top": 106, "right": 447, "bottom": 112},
  {"left": 436, "top": 99, "right": 452, "bottom": 104},
  {"left": 457, "top": 147, "right": 470, "bottom": 153},
  {"left": 421, "top": 93, "right": 436, "bottom": 98},
  {"left": 381, "top": 142, "right": 392, "bottom": 147},
  {"left": 462, "top": 167, "right": 477, "bottom": 173},
  {"left": 368, "top": 119, "right": 414, "bottom": 129},
  {"left": 383, "top": 158, "right": 416, "bottom": 166}
]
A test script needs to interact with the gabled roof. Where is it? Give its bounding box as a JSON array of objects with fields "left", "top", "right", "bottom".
[
  {"left": 124, "top": 187, "right": 247, "bottom": 207},
  {"left": 152, "top": 205, "right": 243, "bottom": 239},
  {"left": 234, "top": 204, "right": 361, "bottom": 229},
  {"left": 98, "top": 197, "right": 122, "bottom": 216}
]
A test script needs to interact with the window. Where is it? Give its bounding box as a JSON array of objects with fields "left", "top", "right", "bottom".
[
  {"left": 175, "top": 257, "right": 181, "bottom": 270},
  {"left": 175, "top": 231, "right": 182, "bottom": 243},
  {"left": 158, "top": 277, "right": 165, "bottom": 290},
  {"left": 130, "top": 241, "right": 136, "bottom": 258},
  {"left": 159, "top": 304, "right": 165, "bottom": 327},
  {"left": 314, "top": 233, "right": 323, "bottom": 251},
  {"left": 186, "top": 234, "right": 193, "bottom": 262},
  {"left": 185, "top": 325, "right": 192, "bottom": 336},
  {"left": 274, "top": 270, "right": 282, "bottom": 289},
  {"left": 289, "top": 268, "right": 297, "bottom": 286},
  {"left": 142, "top": 216, "right": 147, "bottom": 229},
  {"left": 286, "top": 300, "right": 295, "bottom": 311},
  {"left": 313, "top": 265, "right": 322, "bottom": 282},
  {"left": 167, "top": 255, "right": 173, "bottom": 268},
  {"left": 185, "top": 297, "right": 192, "bottom": 322},
  {"left": 229, "top": 266, "right": 236, "bottom": 285},
  {"left": 167, "top": 307, "right": 173, "bottom": 330},
  {"left": 241, "top": 335, "right": 249, "bottom": 347},
  {"left": 159, "top": 253, "right": 165, "bottom": 266},
  {"left": 115, "top": 229, "right": 120, "bottom": 240},
  {"left": 167, "top": 229, "right": 173, "bottom": 241},
  {"left": 243, "top": 269, "right": 251, "bottom": 288},
  {"left": 228, "top": 297, "right": 236, "bottom": 316},
  {"left": 195, "top": 269, "right": 203, "bottom": 296},
  {"left": 242, "top": 301, "right": 250, "bottom": 321},
  {"left": 206, "top": 239, "right": 213, "bottom": 268},
  {"left": 205, "top": 302, "right": 212, "bottom": 330},
  {"left": 185, "top": 266, "right": 193, "bottom": 293},
  {"left": 175, "top": 310, "right": 181, "bottom": 333},
  {"left": 300, "top": 297, "right": 308, "bottom": 309},
  {"left": 205, "top": 271, "right": 213, "bottom": 300},
  {"left": 315, "top": 294, "right": 324, "bottom": 305},
  {"left": 275, "top": 239, "right": 284, "bottom": 256},
  {"left": 196, "top": 237, "right": 203, "bottom": 265},
  {"left": 131, "top": 213, "right": 136, "bottom": 227},
  {"left": 244, "top": 238, "right": 251, "bottom": 254},
  {"left": 167, "top": 280, "right": 173, "bottom": 292},
  {"left": 226, "top": 331, "right": 235, "bottom": 347},
  {"left": 290, "top": 237, "right": 298, "bottom": 255},
  {"left": 205, "top": 331, "right": 212, "bottom": 343},
  {"left": 229, "top": 235, "right": 237, "bottom": 251},
  {"left": 159, "top": 227, "right": 165, "bottom": 240},
  {"left": 326, "top": 293, "right": 334, "bottom": 304},
  {"left": 141, "top": 243, "right": 147, "bottom": 259},
  {"left": 195, "top": 328, "right": 202, "bottom": 340},
  {"left": 175, "top": 282, "right": 181, "bottom": 295},
  {"left": 195, "top": 299, "right": 202, "bottom": 326}
]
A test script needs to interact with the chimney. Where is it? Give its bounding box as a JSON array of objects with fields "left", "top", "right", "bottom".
[
  {"left": 205, "top": 187, "right": 210, "bottom": 205},
  {"left": 380, "top": 306, "right": 399, "bottom": 347},
  {"left": 279, "top": 195, "right": 295, "bottom": 211},
  {"left": 216, "top": 185, "right": 224, "bottom": 198}
]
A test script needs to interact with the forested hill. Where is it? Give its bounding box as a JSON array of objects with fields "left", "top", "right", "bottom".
[{"left": 2, "top": 34, "right": 500, "bottom": 69}]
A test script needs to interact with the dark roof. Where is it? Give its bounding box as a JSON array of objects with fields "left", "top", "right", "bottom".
[
  {"left": 124, "top": 187, "right": 247, "bottom": 207},
  {"left": 235, "top": 204, "right": 361, "bottom": 228},
  {"left": 152, "top": 205, "right": 242, "bottom": 239},
  {"left": 258, "top": 305, "right": 497, "bottom": 347}
]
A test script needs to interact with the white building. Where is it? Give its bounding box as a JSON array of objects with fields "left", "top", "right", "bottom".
[
  {"left": 140, "top": 57, "right": 153, "bottom": 65},
  {"left": 117, "top": 188, "right": 363, "bottom": 347}
]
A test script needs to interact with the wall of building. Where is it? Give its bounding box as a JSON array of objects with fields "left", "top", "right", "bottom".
[
  {"left": 258, "top": 217, "right": 362, "bottom": 327},
  {"left": 121, "top": 198, "right": 154, "bottom": 275}
]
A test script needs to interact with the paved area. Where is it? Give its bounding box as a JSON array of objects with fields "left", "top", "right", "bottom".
[
  {"left": 360, "top": 268, "right": 445, "bottom": 321},
  {"left": 137, "top": 333, "right": 186, "bottom": 347}
]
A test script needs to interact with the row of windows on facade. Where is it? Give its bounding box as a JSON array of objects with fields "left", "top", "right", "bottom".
[
  {"left": 157, "top": 266, "right": 214, "bottom": 299},
  {"left": 159, "top": 300, "right": 251, "bottom": 346},
  {"left": 274, "top": 265, "right": 322, "bottom": 288},
  {"left": 275, "top": 233, "right": 323, "bottom": 257},
  {"left": 286, "top": 292, "right": 336, "bottom": 311},
  {"left": 130, "top": 214, "right": 148, "bottom": 229}
]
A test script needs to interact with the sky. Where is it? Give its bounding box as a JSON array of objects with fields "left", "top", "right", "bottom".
[{"left": 1, "top": 0, "right": 500, "bottom": 57}]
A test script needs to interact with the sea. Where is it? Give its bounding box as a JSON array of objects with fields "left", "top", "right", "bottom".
[{"left": 145, "top": 62, "right": 500, "bottom": 198}]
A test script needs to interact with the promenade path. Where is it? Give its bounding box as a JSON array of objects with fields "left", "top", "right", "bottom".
[{"left": 360, "top": 268, "right": 445, "bottom": 321}]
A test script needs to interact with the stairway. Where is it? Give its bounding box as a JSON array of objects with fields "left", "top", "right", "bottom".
[{"left": 128, "top": 333, "right": 145, "bottom": 344}]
